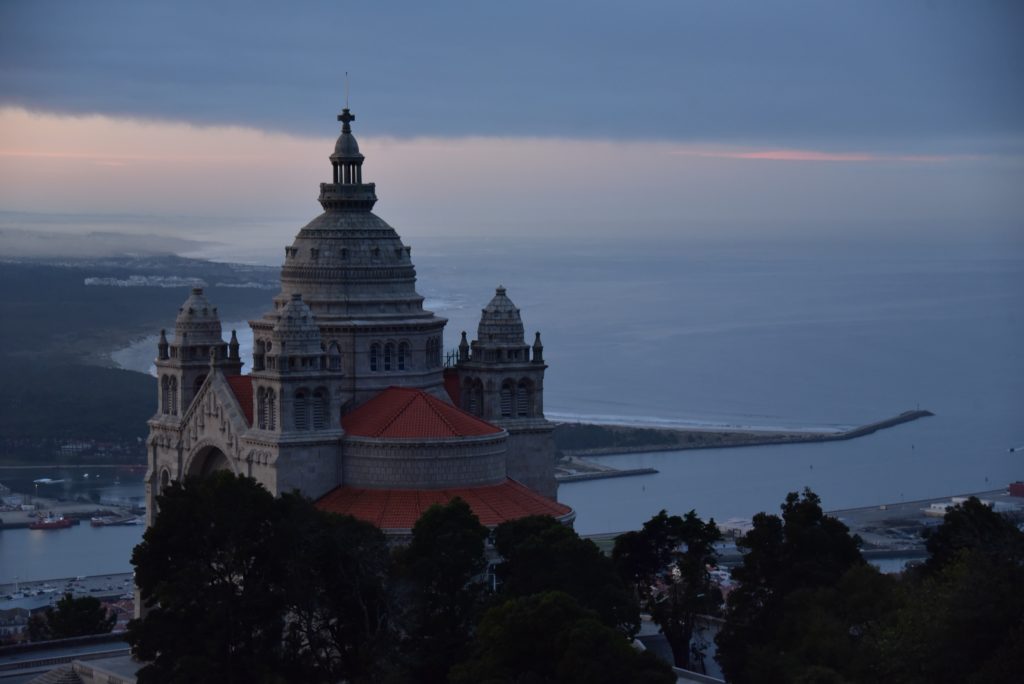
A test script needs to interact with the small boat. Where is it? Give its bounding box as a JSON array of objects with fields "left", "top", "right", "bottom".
[{"left": 29, "top": 515, "right": 74, "bottom": 530}]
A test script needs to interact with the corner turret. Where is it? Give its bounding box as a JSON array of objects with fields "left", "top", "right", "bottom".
[
  {"left": 455, "top": 286, "right": 555, "bottom": 497},
  {"left": 154, "top": 288, "right": 241, "bottom": 419}
]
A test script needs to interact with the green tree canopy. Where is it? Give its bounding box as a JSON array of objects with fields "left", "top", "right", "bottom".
[
  {"left": 921, "top": 495, "right": 1024, "bottom": 575},
  {"left": 392, "top": 497, "right": 490, "bottom": 684},
  {"left": 877, "top": 497, "right": 1024, "bottom": 683},
  {"left": 716, "top": 489, "right": 865, "bottom": 684},
  {"left": 28, "top": 593, "right": 116, "bottom": 641},
  {"left": 276, "top": 493, "right": 394, "bottom": 683},
  {"left": 450, "top": 591, "right": 675, "bottom": 684},
  {"left": 613, "top": 509, "right": 722, "bottom": 670},
  {"left": 128, "top": 472, "right": 394, "bottom": 684},
  {"left": 493, "top": 515, "right": 640, "bottom": 636},
  {"left": 129, "top": 472, "right": 287, "bottom": 683}
]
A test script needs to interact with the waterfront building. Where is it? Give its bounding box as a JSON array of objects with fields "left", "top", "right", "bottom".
[{"left": 145, "top": 105, "right": 571, "bottom": 536}]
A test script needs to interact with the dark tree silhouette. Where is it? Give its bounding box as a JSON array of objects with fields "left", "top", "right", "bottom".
[
  {"left": 614, "top": 509, "right": 722, "bottom": 670},
  {"left": 128, "top": 473, "right": 394, "bottom": 684},
  {"left": 878, "top": 497, "right": 1024, "bottom": 683},
  {"left": 494, "top": 514, "right": 640, "bottom": 636},
  {"left": 716, "top": 489, "right": 865, "bottom": 684},
  {"left": 28, "top": 593, "right": 116, "bottom": 641},
  {"left": 392, "top": 497, "right": 489, "bottom": 684},
  {"left": 450, "top": 591, "right": 675, "bottom": 684}
]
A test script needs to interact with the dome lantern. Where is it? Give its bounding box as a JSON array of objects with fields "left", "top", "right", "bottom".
[{"left": 320, "top": 106, "right": 377, "bottom": 212}]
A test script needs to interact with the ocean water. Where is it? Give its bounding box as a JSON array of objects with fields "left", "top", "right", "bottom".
[{"left": 105, "top": 235, "right": 1023, "bottom": 538}]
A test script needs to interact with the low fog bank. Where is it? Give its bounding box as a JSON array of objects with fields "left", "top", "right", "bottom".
[
  {"left": 2, "top": 209, "right": 1021, "bottom": 268},
  {"left": 0, "top": 227, "right": 213, "bottom": 260}
]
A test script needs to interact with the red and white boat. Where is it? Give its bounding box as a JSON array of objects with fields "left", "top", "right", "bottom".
[{"left": 29, "top": 514, "right": 74, "bottom": 530}]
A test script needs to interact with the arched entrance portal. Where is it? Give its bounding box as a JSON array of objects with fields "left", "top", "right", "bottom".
[{"left": 187, "top": 445, "right": 234, "bottom": 479}]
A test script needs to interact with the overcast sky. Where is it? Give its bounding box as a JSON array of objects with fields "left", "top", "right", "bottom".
[{"left": 1, "top": 0, "right": 1021, "bottom": 253}]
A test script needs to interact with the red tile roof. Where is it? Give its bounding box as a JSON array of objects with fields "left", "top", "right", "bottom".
[
  {"left": 315, "top": 478, "right": 573, "bottom": 529},
  {"left": 225, "top": 375, "right": 253, "bottom": 426},
  {"left": 342, "top": 386, "right": 501, "bottom": 439}
]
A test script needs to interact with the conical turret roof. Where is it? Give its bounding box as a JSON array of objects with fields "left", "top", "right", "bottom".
[
  {"left": 477, "top": 286, "right": 525, "bottom": 347},
  {"left": 173, "top": 287, "right": 222, "bottom": 345}
]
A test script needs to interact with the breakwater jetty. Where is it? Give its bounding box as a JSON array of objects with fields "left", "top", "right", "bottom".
[
  {"left": 555, "top": 409, "right": 933, "bottom": 482},
  {"left": 557, "top": 467, "right": 658, "bottom": 483}
]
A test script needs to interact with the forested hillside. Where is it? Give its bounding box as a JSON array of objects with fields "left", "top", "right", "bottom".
[{"left": 0, "top": 257, "right": 275, "bottom": 464}]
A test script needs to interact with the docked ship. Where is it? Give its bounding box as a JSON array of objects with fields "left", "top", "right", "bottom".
[{"left": 29, "top": 514, "right": 74, "bottom": 530}]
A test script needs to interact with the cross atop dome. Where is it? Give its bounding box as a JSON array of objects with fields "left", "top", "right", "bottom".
[{"left": 338, "top": 107, "right": 355, "bottom": 133}]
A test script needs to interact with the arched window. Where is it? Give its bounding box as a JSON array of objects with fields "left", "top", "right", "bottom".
[
  {"left": 384, "top": 343, "right": 394, "bottom": 371},
  {"left": 328, "top": 342, "right": 341, "bottom": 371},
  {"left": 473, "top": 380, "right": 484, "bottom": 417},
  {"left": 294, "top": 390, "right": 309, "bottom": 430},
  {"left": 267, "top": 389, "right": 277, "bottom": 430},
  {"left": 433, "top": 337, "right": 443, "bottom": 367},
  {"left": 193, "top": 374, "right": 206, "bottom": 398},
  {"left": 500, "top": 381, "right": 514, "bottom": 417},
  {"left": 312, "top": 388, "right": 328, "bottom": 429},
  {"left": 257, "top": 387, "right": 267, "bottom": 429},
  {"left": 398, "top": 342, "right": 408, "bottom": 371},
  {"left": 169, "top": 377, "right": 178, "bottom": 416},
  {"left": 517, "top": 380, "right": 532, "bottom": 417},
  {"left": 161, "top": 376, "right": 170, "bottom": 414},
  {"left": 370, "top": 343, "right": 380, "bottom": 372}
]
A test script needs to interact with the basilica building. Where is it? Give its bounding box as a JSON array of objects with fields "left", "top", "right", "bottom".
[{"left": 146, "top": 106, "right": 572, "bottom": 533}]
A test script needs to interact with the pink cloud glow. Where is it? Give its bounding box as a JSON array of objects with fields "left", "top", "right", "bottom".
[{"left": 682, "top": 148, "right": 957, "bottom": 163}]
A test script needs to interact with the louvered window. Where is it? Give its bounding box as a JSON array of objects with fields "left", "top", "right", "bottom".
[
  {"left": 312, "top": 389, "right": 327, "bottom": 429},
  {"left": 161, "top": 376, "right": 170, "bottom": 415},
  {"left": 517, "top": 380, "right": 530, "bottom": 417},
  {"left": 267, "top": 390, "right": 277, "bottom": 430},
  {"left": 294, "top": 391, "right": 309, "bottom": 430},
  {"left": 500, "top": 383, "right": 513, "bottom": 417},
  {"left": 169, "top": 377, "right": 178, "bottom": 416}
]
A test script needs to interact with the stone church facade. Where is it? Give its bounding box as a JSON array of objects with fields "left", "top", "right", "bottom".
[{"left": 146, "top": 105, "right": 570, "bottom": 533}]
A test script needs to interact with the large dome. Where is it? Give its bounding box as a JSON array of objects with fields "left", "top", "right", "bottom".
[
  {"left": 277, "top": 211, "right": 428, "bottom": 319},
  {"left": 272, "top": 107, "right": 436, "bottom": 322}
]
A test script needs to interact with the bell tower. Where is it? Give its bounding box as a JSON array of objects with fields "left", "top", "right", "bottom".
[
  {"left": 456, "top": 286, "right": 556, "bottom": 497},
  {"left": 248, "top": 293, "right": 346, "bottom": 498},
  {"left": 155, "top": 288, "right": 242, "bottom": 420}
]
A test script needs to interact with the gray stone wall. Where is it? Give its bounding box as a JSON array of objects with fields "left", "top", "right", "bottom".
[
  {"left": 342, "top": 434, "right": 507, "bottom": 489},
  {"left": 503, "top": 422, "right": 558, "bottom": 499}
]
